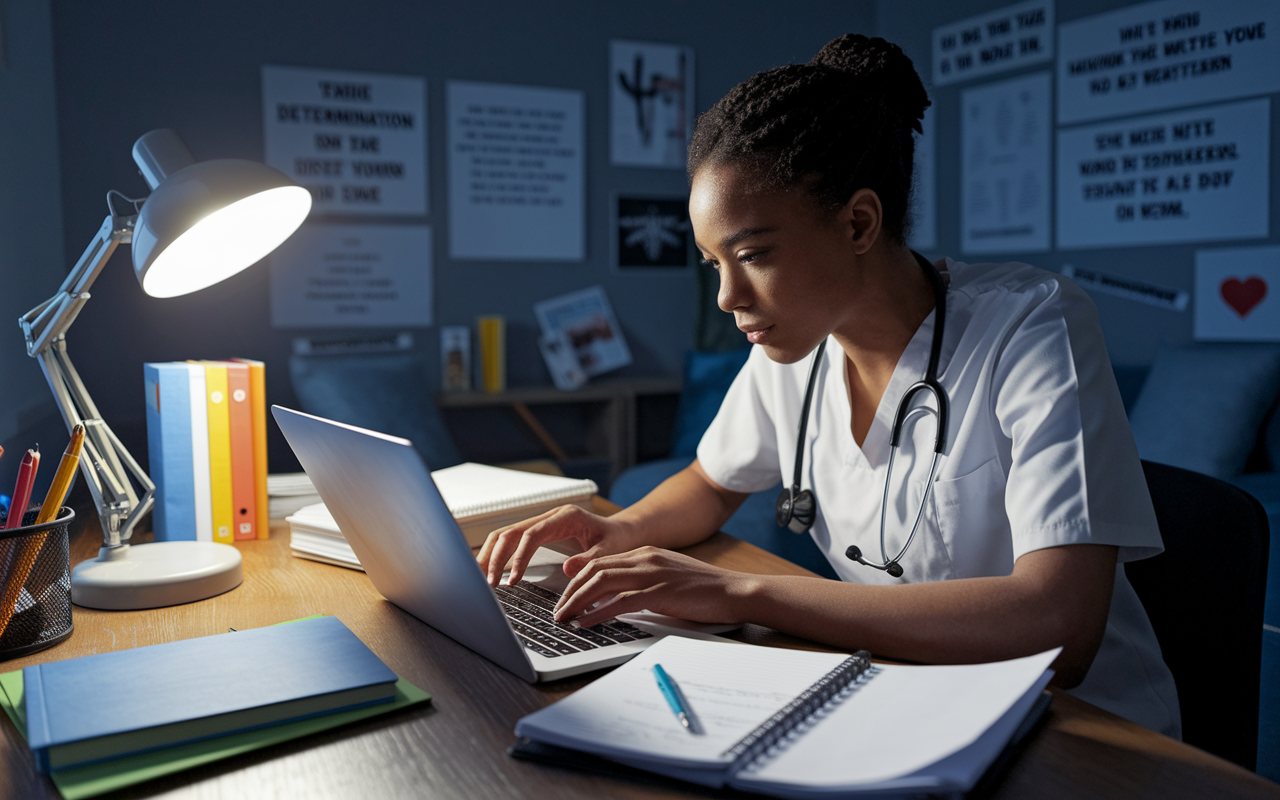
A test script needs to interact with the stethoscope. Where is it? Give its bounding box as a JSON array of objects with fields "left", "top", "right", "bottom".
[{"left": 774, "top": 251, "right": 950, "bottom": 579}]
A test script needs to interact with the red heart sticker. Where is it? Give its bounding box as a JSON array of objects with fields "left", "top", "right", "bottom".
[{"left": 1221, "top": 276, "right": 1267, "bottom": 318}]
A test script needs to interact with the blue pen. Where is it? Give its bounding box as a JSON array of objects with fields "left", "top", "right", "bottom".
[{"left": 652, "top": 663, "right": 691, "bottom": 730}]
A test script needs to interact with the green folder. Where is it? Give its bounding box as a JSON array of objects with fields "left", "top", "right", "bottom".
[{"left": 0, "top": 618, "right": 431, "bottom": 800}]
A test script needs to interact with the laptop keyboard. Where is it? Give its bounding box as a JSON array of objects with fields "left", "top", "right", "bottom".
[{"left": 494, "top": 580, "right": 653, "bottom": 658}]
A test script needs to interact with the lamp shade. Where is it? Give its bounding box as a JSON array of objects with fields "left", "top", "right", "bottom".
[{"left": 132, "top": 158, "right": 311, "bottom": 298}]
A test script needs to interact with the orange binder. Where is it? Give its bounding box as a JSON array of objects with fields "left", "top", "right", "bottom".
[
  {"left": 232, "top": 358, "right": 269, "bottom": 539},
  {"left": 224, "top": 362, "right": 257, "bottom": 541}
]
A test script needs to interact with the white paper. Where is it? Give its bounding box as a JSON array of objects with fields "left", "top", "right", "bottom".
[
  {"left": 516, "top": 637, "right": 848, "bottom": 768},
  {"left": 1194, "top": 245, "right": 1280, "bottom": 341},
  {"left": 909, "top": 105, "right": 937, "bottom": 251},
  {"left": 447, "top": 81, "right": 584, "bottom": 261},
  {"left": 533, "top": 286, "right": 632, "bottom": 377},
  {"left": 262, "top": 65, "right": 426, "bottom": 216},
  {"left": 961, "top": 72, "right": 1052, "bottom": 254},
  {"left": 1056, "top": 98, "right": 1269, "bottom": 249},
  {"left": 610, "top": 40, "right": 695, "bottom": 168},
  {"left": 1061, "top": 264, "right": 1189, "bottom": 311},
  {"left": 1058, "top": 0, "right": 1280, "bottom": 125},
  {"left": 933, "top": 0, "right": 1054, "bottom": 86},
  {"left": 270, "top": 224, "right": 433, "bottom": 328}
]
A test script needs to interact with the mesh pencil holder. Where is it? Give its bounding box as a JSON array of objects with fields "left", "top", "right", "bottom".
[{"left": 0, "top": 507, "right": 74, "bottom": 661}]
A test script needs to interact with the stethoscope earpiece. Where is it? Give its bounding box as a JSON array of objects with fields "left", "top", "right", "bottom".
[{"left": 783, "top": 252, "right": 950, "bottom": 581}]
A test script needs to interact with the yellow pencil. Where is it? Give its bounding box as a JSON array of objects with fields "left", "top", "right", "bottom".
[
  {"left": 0, "top": 425, "right": 84, "bottom": 640},
  {"left": 36, "top": 424, "right": 85, "bottom": 525}
]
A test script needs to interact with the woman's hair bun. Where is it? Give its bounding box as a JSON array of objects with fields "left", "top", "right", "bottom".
[{"left": 810, "top": 34, "right": 929, "bottom": 134}]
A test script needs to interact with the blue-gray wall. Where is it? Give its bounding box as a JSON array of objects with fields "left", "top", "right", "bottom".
[
  {"left": 0, "top": 0, "right": 67, "bottom": 495},
  {"left": 878, "top": 0, "right": 1280, "bottom": 368},
  {"left": 40, "top": 0, "right": 875, "bottom": 471}
]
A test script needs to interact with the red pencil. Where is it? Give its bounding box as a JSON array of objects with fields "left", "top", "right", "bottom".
[{"left": 4, "top": 448, "right": 40, "bottom": 530}]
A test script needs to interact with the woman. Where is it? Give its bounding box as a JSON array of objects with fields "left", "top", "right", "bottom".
[{"left": 478, "top": 34, "right": 1180, "bottom": 737}]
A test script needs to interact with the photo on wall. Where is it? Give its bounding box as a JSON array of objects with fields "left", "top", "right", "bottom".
[
  {"left": 534, "top": 286, "right": 632, "bottom": 377},
  {"left": 614, "top": 195, "right": 691, "bottom": 269},
  {"left": 609, "top": 40, "right": 695, "bottom": 169}
]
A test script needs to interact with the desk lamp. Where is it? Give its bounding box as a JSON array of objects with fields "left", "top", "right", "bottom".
[{"left": 19, "top": 129, "right": 311, "bottom": 609}]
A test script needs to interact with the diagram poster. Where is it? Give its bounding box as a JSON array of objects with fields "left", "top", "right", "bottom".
[
  {"left": 1195, "top": 245, "right": 1280, "bottom": 340},
  {"left": 961, "top": 72, "right": 1052, "bottom": 254},
  {"left": 1058, "top": 0, "right": 1279, "bottom": 125},
  {"left": 1057, "top": 98, "right": 1269, "bottom": 249},
  {"left": 270, "top": 224, "right": 433, "bottom": 328},
  {"left": 933, "top": 0, "right": 1054, "bottom": 87},
  {"left": 610, "top": 40, "right": 695, "bottom": 169},
  {"left": 909, "top": 105, "right": 937, "bottom": 251},
  {"left": 262, "top": 65, "right": 426, "bottom": 216},
  {"left": 447, "top": 81, "right": 584, "bottom": 261}
]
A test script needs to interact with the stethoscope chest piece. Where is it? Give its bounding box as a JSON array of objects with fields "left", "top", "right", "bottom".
[{"left": 775, "top": 485, "right": 816, "bottom": 534}]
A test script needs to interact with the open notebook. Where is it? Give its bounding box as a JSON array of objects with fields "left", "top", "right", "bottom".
[
  {"left": 289, "top": 462, "right": 598, "bottom": 567},
  {"left": 514, "top": 637, "right": 1057, "bottom": 798}
]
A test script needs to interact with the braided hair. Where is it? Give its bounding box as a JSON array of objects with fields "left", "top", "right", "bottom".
[{"left": 688, "top": 34, "right": 930, "bottom": 245}]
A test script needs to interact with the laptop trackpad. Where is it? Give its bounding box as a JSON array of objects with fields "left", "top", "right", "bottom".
[{"left": 511, "top": 547, "right": 740, "bottom": 637}]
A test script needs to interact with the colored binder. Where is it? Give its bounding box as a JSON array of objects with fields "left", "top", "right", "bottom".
[
  {"left": 186, "top": 363, "right": 213, "bottom": 542},
  {"left": 202, "top": 363, "right": 234, "bottom": 544},
  {"left": 143, "top": 363, "right": 196, "bottom": 541},
  {"left": 224, "top": 362, "right": 257, "bottom": 541},
  {"left": 231, "top": 358, "right": 270, "bottom": 540}
]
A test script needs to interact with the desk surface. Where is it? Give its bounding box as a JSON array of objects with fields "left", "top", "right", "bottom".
[{"left": 2, "top": 502, "right": 1277, "bottom": 799}]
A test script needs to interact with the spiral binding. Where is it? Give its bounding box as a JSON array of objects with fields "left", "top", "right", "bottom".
[{"left": 721, "top": 649, "right": 875, "bottom": 772}]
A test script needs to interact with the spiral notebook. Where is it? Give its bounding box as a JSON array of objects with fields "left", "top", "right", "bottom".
[{"left": 513, "top": 637, "right": 1057, "bottom": 798}]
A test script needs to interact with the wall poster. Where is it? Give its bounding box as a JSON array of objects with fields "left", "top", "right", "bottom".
[
  {"left": 262, "top": 65, "right": 426, "bottom": 216},
  {"left": 447, "top": 81, "right": 584, "bottom": 261},
  {"left": 961, "top": 72, "right": 1052, "bottom": 254},
  {"left": 1057, "top": 98, "right": 1269, "bottom": 249},
  {"left": 1195, "top": 245, "right": 1280, "bottom": 340},
  {"left": 614, "top": 195, "right": 690, "bottom": 269},
  {"left": 270, "top": 224, "right": 433, "bottom": 328},
  {"left": 1058, "top": 0, "right": 1279, "bottom": 125},
  {"left": 610, "top": 40, "right": 695, "bottom": 169},
  {"left": 933, "top": 0, "right": 1054, "bottom": 87}
]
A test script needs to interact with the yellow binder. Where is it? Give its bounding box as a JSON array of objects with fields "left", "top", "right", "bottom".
[{"left": 202, "top": 363, "right": 234, "bottom": 544}]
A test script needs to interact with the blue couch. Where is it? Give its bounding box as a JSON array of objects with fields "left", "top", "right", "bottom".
[{"left": 613, "top": 345, "right": 1280, "bottom": 778}]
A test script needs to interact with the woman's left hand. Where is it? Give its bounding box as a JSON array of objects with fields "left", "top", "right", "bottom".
[{"left": 552, "top": 546, "right": 755, "bottom": 628}]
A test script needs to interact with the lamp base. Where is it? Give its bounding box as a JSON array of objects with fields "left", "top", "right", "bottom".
[{"left": 71, "top": 541, "right": 243, "bottom": 610}]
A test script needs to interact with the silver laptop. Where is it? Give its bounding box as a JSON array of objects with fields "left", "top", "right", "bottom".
[{"left": 272, "top": 406, "right": 731, "bottom": 682}]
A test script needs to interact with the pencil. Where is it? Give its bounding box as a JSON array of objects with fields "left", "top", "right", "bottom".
[
  {"left": 36, "top": 425, "right": 84, "bottom": 525},
  {"left": 0, "top": 428, "right": 80, "bottom": 641}
]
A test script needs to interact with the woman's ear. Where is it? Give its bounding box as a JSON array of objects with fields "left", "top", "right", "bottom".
[{"left": 840, "top": 189, "right": 883, "bottom": 255}]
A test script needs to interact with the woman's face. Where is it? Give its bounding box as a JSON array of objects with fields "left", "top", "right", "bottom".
[{"left": 690, "top": 163, "right": 863, "bottom": 364}]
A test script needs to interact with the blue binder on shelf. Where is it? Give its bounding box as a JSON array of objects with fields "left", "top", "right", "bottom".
[{"left": 144, "top": 362, "right": 196, "bottom": 541}]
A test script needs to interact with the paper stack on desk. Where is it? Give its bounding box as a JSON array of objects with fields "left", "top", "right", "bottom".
[{"left": 288, "top": 462, "right": 597, "bottom": 567}]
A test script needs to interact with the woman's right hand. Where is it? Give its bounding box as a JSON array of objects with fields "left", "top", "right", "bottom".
[{"left": 475, "top": 505, "right": 638, "bottom": 587}]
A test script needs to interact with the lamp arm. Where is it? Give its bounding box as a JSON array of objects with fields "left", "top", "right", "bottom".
[{"left": 19, "top": 213, "right": 153, "bottom": 551}]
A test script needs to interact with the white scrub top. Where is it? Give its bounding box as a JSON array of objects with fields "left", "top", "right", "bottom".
[{"left": 697, "top": 258, "right": 1181, "bottom": 738}]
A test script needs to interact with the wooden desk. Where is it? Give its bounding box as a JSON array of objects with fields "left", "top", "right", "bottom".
[{"left": 2, "top": 505, "right": 1277, "bottom": 799}]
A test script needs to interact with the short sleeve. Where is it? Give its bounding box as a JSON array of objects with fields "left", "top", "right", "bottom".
[
  {"left": 696, "top": 346, "right": 786, "bottom": 494},
  {"left": 994, "top": 279, "right": 1163, "bottom": 563}
]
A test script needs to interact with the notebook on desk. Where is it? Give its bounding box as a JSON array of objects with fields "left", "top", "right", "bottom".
[
  {"left": 513, "top": 636, "right": 1058, "bottom": 798},
  {"left": 272, "top": 406, "right": 734, "bottom": 683}
]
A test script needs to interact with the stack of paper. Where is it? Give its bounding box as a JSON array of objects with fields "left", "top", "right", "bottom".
[
  {"left": 267, "top": 472, "right": 322, "bottom": 520},
  {"left": 289, "top": 462, "right": 597, "bottom": 567}
]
